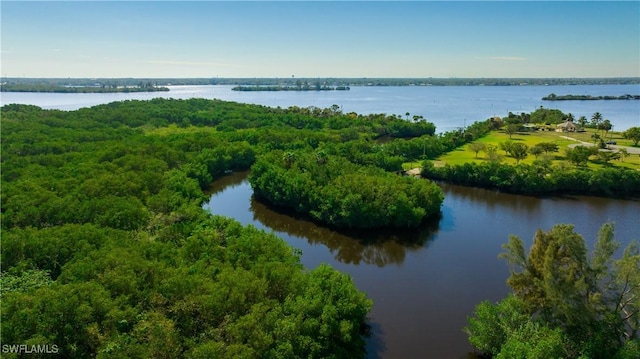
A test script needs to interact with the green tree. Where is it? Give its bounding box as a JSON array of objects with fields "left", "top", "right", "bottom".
[
  {"left": 505, "top": 123, "right": 520, "bottom": 139},
  {"left": 509, "top": 142, "right": 529, "bottom": 164},
  {"left": 499, "top": 141, "right": 514, "bottom": 156},
  {"left": 484, "top": 144, "right": 502, "bottom": 163},
  {"left": 623, "top": 127, "right": 640, "bottom": 146},
  {"left": 529, "top": 145, "right": 544, "bottom": 158},
  {"left": 468, "top": 142, "right": 486, "bottom": 159},
  {"left": 565, "top": 146, "right": 596, "bottom": 167},
  {"left": 577, "top": 116, "right": 588, "bottom": 128},
  {"left": 591, "top": 112, "right": 603, "bottom": 128},
  {"left": 482, "top": 223, "right": 640, "bottom": 358}
]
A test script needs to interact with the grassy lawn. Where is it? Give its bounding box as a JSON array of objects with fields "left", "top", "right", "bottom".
[{"left": 436, "top": 128, "right": 640, "bottom": 170}]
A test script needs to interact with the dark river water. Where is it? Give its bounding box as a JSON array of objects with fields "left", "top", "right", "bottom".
[{"left": 204, "top": 171, "right": 640, "bottom": 359}]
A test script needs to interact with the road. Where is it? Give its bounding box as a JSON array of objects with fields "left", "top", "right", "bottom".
[{"left": 560, "top": 136, "right": 640, "bottom": 155}]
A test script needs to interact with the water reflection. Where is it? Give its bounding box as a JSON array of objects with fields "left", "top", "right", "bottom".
[
  {"left": 205, "top": 171, "right": 640, "bottom": 358},
  {"left": 249, "top": 195, "right": 440, "bottom": 267},
  {"left": 364, "top": 320, "right": 387, "bottom": 359}
]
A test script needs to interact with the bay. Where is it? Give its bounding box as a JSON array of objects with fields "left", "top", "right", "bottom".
[{"left": 2, "top": 84, "right": 639, "bottom": 132}]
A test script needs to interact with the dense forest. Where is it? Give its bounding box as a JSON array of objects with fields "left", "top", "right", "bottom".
[
  {"left": 249, "top": 151, "right": 443, "bottom": 228},
  {"left": 1, "top": 98, "right": 489, "bottom": 358}
]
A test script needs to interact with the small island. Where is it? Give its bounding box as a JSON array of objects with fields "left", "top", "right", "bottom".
[
  {"left": 542, "top": 93, "right": 640, "bottom": 101},
  {"left": 0, "top": 82, "right": 170, "bottom": 93}
]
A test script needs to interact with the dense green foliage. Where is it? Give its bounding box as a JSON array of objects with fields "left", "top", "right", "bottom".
[
  {"left": 623, "top": 127, "right": 640, "bottom": 146},
  {"left": 1, "top": 99, "right": 395, "bottom": 358},
  {"left": 250, "top": 151, "right": 444, "bottom": 228},
  {"left": 466, "top": 223, "right": 640, "bottom": 358},
  {"left": 421, "top": 160, "right": 640, "bottom": 197}
]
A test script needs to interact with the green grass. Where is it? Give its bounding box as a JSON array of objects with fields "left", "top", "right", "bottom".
[{"left": 436, "top": 129, "right": 640, "bottom": 170}]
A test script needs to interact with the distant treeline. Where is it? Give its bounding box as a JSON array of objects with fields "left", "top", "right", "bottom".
[
  {"left": 0, "top": 83, "right": 170, "bottom": 93},
  {"left": 3, "top": 77, "right": 639, "bottom": 88},
  {"left": 543, "top": 93, "right": 640, "bottom": 101},
  {"left": 232, "top": 85, "right": 350, "bottom": 92}
]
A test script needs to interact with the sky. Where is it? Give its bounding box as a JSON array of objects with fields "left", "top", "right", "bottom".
[{"left": 1, "top": 1, "right": 639, "bottom": 78}]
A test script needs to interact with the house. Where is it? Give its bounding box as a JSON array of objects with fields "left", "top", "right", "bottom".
[{"left": 556, "top": 121, "right": 577, "bottom": 132}]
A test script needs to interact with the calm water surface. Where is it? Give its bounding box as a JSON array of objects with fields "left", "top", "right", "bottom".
[
  {"left": 204, "top": 171, "right": 640, "bottom": 359},
  {"left": 4, "top": 85, "right": 640, "bottom": 357},
  {"left": 2, "top": 84, "right": 639, "bottom": 132}
]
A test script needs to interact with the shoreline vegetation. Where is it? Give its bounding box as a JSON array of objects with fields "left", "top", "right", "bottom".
[
  {"left": 0, "top": 83, "right": 170, "bottom": 93},
  {"left": 232, "top": 85, "right": 350, "bottom": 92},
  {"left": 542, "top": 93, "right": 640, "bottom": 101},
  {"left": 1, "top": 77, "right": 639, "bottom": 88}
]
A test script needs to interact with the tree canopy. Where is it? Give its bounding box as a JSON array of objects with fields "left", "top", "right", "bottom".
[{"left": 466, "top": 223, "right": 640, "bottom": 358}]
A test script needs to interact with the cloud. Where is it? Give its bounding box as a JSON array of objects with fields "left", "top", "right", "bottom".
[{"left": 145, "top": 60, "right": 235, "bottom": 67}]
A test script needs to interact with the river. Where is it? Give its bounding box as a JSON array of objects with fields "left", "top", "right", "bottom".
[
  {"left": 205, "top": 172, "right": 640, "bottom": 358},
  {"left": 2, "top": 84, "right": 639, "bottom": 132},
  {"left": 4, "top": 85, "right": 640, "bottom": 357}
]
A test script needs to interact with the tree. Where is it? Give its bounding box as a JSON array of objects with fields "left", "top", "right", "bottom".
[
  {"left": 597, "top": 150, "right": 620, "bottom": 164},
  {"left": 618, "top": 148, "right": 630, "bottom": 162},
  {"left": 468, "top": 223, "right": 640, "bottom": 358},
  {"left": 599, "top": 119, "right": 613, "bottom": 137},
  {"left": 591, "top": 112, "right": 603, "bottom": 128},
  {"left": 529, "top": 145, "right": 544, "bottom": 158},
  {"left": 484, "top": 144, "right": 502, "bottom": 163},
  {"left": 505, "top": 123, "right": 520, "bottom": 139},
  {"left": 565, "top": 146, "right": 596, "bottom": 167},
  {"left": 623, "top": 127, "right": 640, "bottom": 146},
  {"left": 499, "top": 141, "right": 515, "bottom": 156},
  {"left": 282, "top": 151, "right": 296, "bottom": 168},
  {"left": 537, "top": 142, "right": 559, "bottom": 154},
  {"left": 577, "top": 116, "right": 588, "bottom": 128},
  {"left": 468, "top": 142, "right": 486, "bottom": 159},
  {"left": 509, "top": 142, "right": 529, "bottom": 164}
]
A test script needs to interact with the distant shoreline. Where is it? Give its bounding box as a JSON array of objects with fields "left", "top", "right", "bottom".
[
  {"left": 542, "top": 93, "right": 640, "bottom": 101},
  {"left": 0, "top": 84, "right": 170, "bottom": 93},
  {"left": 2, "top": 77, "right": 639, "bottom": 88},
  {"left": 232, "top": 85, "right": 350, "bottom": 92}
]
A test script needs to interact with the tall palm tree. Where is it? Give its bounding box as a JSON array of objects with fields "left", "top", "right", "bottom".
[
  {"left": 577, "top": 116, "right": 588, "bottom": 129},
  {"left": 591, "top": 112, "right": 603, "bottom": 128}
]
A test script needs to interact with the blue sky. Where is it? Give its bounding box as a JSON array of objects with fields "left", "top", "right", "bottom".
[{"left": 1, "top": 1, "right": 639, "bottom": 78}]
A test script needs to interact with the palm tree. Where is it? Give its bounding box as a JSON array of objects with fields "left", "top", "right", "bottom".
[
  {"left": 591, "top": 112, "right": 603, "bottom": 128},
  {"left": 577, "top": 116, "right": 588, "bottom": 129},
  {"left": 567, "top": 113, "right": 575, "bottom": 122}
]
